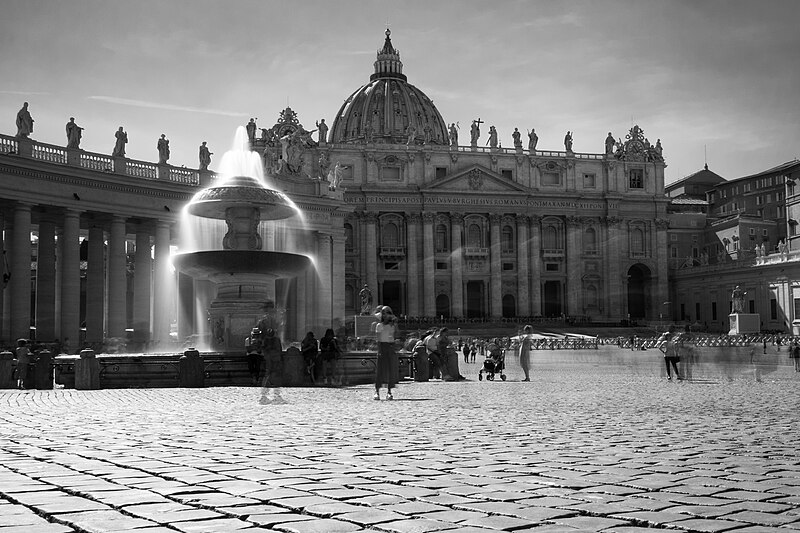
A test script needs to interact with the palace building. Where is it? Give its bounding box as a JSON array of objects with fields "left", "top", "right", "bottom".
[{"left": 0, "top": 30, "right": 670, "bottom": 348}]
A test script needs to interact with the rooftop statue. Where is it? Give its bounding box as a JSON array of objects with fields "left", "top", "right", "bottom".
[
  {"left": 605, "top": 132, "right": 615, "bottom": 154},
  {"left": 157, "top": 134, "right": 170, "bottom": 164},
  {"left": 15, "top": 102, "right": 34, "bottom": 138},
  {"left": 564, "top": 131, "right": 573, "bottom": 152},
  {"left": 528, "top": 129, "right": 538, "bottom": 151},
  {"left": 112, "top": 127, "right": 127, "bottom": 157},
  {"left": 448, "top": 123, "right": 458, "bottom": 147},
  {"left": 487, "top": 125, "right": 498, "bottom": 148},
  {"left": 246, "top": 118, "right": 257, "bottom": 145},
  {"left": 315, "top": 119, "right": 328, "bottom": 144},
  {"left": 65, "top": 117, "right": 83, "bottom": 149},
  {"left": 328, "top": 161, "right": 348, "bottom": 191},
  {"left": 199, "top": 141, "right": 212, "bottom": 171},
  {"left": 470, "top": 118, "right": 482, "bottom": 146},
  {"left": 406, "top": 124, "right": 416, "bottom": 146},
  {"left": 512, "top": 128, "right": 522, "bottom": 150}
]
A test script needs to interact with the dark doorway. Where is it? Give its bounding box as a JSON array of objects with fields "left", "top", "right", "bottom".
[
  {"left": 382, "top": 280, "right": 402, "bottom": 316},
  {"left": 466, "top": 281, "right": 484, "bottom": 318},
  {"left": 435, "top": 294, "right": 450, "bottom": 318},
  {"left": 502, "top": 294, "right": 515, "bottom": 318},
  {"left": 543, "top": 280, "right": 562, "bottom": 317},
  {"left": 627, "top": 264, "right": 651, "bottom": 319}
]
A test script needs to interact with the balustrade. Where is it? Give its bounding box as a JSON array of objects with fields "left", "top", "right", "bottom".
[
  {"left": 32, "top": 143, "right": 67, "bottom": 164},
  {"left": 168, "top": 167, "right": 200, "bottom": 185},
  {"left": 125, "top": 160, "right": 158, "bottom": 180},
  {"left": 80, "top": 152, "right": 114, "bottom": 172},
  {"left": 0, "top": 136, "right": 18, "bottom": 154},
  {"left": 463, "top": 247, "right": 489, "bottom": 258}
]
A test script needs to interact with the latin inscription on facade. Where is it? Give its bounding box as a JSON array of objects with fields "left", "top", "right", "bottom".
[{"left": 348, "top": 195, "right": 605, "bottom": 210}]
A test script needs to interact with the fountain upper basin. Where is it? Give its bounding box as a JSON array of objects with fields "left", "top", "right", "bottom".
[
  {"left": 173, "top": 250, "right": 311, "bottom": 280},
  {"left": 187, "top": 175, "right": 298, "bottom": 221}
]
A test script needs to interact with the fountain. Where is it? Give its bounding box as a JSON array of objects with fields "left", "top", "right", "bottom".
[{"left": 172, "top": 127, "right": 311, "bottom": 351}]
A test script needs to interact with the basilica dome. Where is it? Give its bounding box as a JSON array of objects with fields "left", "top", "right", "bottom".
[{"left": 330, "top": 30, "right": 449, "bottom": 146}]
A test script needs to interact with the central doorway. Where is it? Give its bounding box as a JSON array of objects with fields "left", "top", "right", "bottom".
[
  {"left": 543, "top": 280, "right": 562, "bottom": 317},
  {"left": 382, "top": 280, "right": 402, "bottom": 316},
  {"left": 466, "top": 280, "right": 484, "bottom": 318}
]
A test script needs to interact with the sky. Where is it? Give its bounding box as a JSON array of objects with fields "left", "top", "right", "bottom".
[{"left": 1, "top": 0, "right": 798, "bottom": 185}]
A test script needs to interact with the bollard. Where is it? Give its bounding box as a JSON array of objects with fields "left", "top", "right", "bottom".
[
  {"left": 0, "top": 351, "right": 14, "bottom": 389},
  {"left": 414, "top": 347, "right": 429, "bottom": 382},
  {"left": 34, "top": 350, "right": 54, "bottom": 390},
  {"left": 282, "top": 346, "right": 304, "bottom": 386},
  {"left": 179, "top": 349, "right": 205, "bottom": 388},
  {"left": 75, "top": 349, "right": 100, "bottom": 390}
]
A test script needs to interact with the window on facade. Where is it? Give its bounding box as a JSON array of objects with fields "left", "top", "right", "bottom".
[
  {"left": 502, "top": 262, "right": 514, "bottom": 271},
  {"left": 670, "top": 246, "right": 677, "bottom": 258},
  {"left": 543, "top": 226, "right": 559, "bottom": 249},
  {"left": 749, "top": 300, "right": 755, "bottom": 313},
  {"left": 749, "top": 228, "right": 755, "bottom": 235},
  {"left": 435, "top": 224, "right": 448, "bottom": 252},
  {"left": 345, "top": 285, "right": 355, "bottom": 311},
  {"left": 384, "top": 262, "right": 398, "bottom": 270},
  {"left": 629, "top": 169, "right": 644, "bottom": 189},
  {"left": 771, "top": 299, "right": 778, "bottom": 320},
  {"left": 382, "top": 222, "right": 399, "bottom": 247},
  {"left": 468, "top": 224, "right": 482, "bottom": 248},
  {"left": 584, "top": 227, "right": 597, "bottom": 251},
  {"left": 586, "top": 285, "right": 598, "bottom": 307},
  {"left": 583, "top": 173, "right": 596, "bottom": 188},
  {"left": 344, "top": 223, "right": 354, "bottom": 251},
  {"left": 436, "top": 262, "right": 448, "bottom": 270},
  {"left": 435, "top": 167, "right": 447, "bottom": 179},
  {"left": 545, "top": 263, "right": 560, "bottom": 272},
  {"left": 631, "top": 228, "right": 645, "bottom": 253},
  {"left": 542, "top": 172, "right": 561, "bottom": 186},
  {"left": 501, "top": 225, "right": 514, "bottom": 252},
  {"left": 670, "top": 234, "right": 677, "bottom": 242},
  {"left": 712, "top": 301, "right": 717, "bottom": 320},
  {"left": 695, "top": 302, "right": 700, "bottom": 321},
  {"left": 501, "top": 169, "right": 513, "bottom": 180},
  {"left": 381, "top": 167, "right": 401, "bottom": 181}
]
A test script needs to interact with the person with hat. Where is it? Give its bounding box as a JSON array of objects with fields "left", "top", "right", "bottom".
[
  {"left": 245, "top": 328, "right": 262, "bottom": 385},
  {"left": 372, "top": 305, "right": 399, "bottom": 400}
]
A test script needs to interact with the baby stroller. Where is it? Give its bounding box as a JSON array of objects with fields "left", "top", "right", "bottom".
[{"left": 478, "top": 344, "right": 506, "bottom": 381}]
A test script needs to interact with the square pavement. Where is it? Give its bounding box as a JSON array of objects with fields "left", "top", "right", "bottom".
[{"left": 1, "top": 353, "right": 798, "bottom": 532}]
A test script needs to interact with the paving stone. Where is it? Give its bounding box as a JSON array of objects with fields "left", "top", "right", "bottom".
[
  {"left": 269, "top": 518, "right": 365, "bottom": 532},
  {"left": 53, "top": 510, "right": 158, "bottom": 532},
  {"left": 720, "top": 510, "right": 800, "bottom": 526},
  {"left": 336, "top": 508, "right": 407, "bottom": 525},
  {"left": 0, "top": 524, "right": 75, "bottom": 533},
  {"left": 670, "top": 518, "right": 747, "bottom": 532},
  {"left": 373, "top": 517, "right": 458, "bottom": 533},
  {"left": 170, "top": 517, "right": 255, "bottom": 532}
]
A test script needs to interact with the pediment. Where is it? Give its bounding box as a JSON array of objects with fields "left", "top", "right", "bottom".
[{"left": 424, "top": 165, "right": 529, "bottom": 193}]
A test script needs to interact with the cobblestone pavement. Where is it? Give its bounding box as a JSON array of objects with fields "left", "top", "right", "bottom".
[{"left": 1, "top": 355, "right": 798, "bottom": 532}]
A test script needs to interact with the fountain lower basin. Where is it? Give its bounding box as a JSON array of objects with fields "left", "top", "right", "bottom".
[{"left": 172, "top": 250, "right": 311, "bottom": 280}]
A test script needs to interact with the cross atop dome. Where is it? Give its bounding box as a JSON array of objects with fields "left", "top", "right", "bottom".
[{"left": 372, "top": 28, "right": 406, "bottom": 81}]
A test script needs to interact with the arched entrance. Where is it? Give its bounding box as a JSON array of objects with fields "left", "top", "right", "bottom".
[{"left": 627, "top": 264, "right": 652, "bottom": 319}]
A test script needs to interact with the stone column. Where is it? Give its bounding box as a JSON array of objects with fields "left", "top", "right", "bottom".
[
  {"left": 85, "top": 225, "right": 105, "bottom": 344},
  {"left": 133, "top": 228, "right": 152, "bottom": 344},
  {"left": 295, "top": 269, "right": 307, "bottom": 340},
  {"left": 107, "top": 216, "right": 127, "bottom": 338},
  {"left": 516, "top": 215, "right": 530, "bottom": 317},
  {"left": 0, "top": 213, "right": 6, "bottom": 341},
  {"left": 489, "top": 214, "right": 502, "bottom": 318},
  {"left": 450, "top": 213, "right": 464, "bottom": 317},
  {"left": 316, "top": 232, "right": 333, "bottom": 330},
  {"left": 177, "top": 273, "right": 193, "bottom": 342},
  {"left": 406, "top": 214, "right": 421, "bottom": 317},
  {"left": 10, "top": 203, "right": 32, "bottom": 340},
  {"left": 364, "top": 212, "right": 378, "bottom": 302},
  {"left": 331, "top": 233, "right": 346, "bottom": 326},
  {"left": 36, "top": 218, "right": 57, "bottom": 340},
  {"left": 566, "top": 216, "right": 582, "bottom": 316},
  {"left": 655, "top": 219, "right": 670, "bottom": 319},
  {"left": 60, "top": 209, "right": 81, "bottom": 348},
  {"left": 605, "top": 217, "right": 622, "bottom": 319},
  {"left": 152, "top": 221, "right": 172, "bottom": 346},
  {"left": 529, "top": 215, "right": 542, "bottom": 316},
  {"left": 422, "top": 212, "right": 435, "bottom": 317}
]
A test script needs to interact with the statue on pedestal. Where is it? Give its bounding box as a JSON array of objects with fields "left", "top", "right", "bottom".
[
  {"left": 564, "top": 131, "right": 573, "bottom": 152},
  {"left": 605, "top": 132, "right": 615, "bottom": 155},
  {"left": 112, "top": 127, "right": 127, "bottom": 157},
  {"left": 315, "top": 119, "right": 328, "bottom": 144},
  {"left": 66, "top": 117, "right": 83, "bottom": 149},
  {"left": 731, "top": 285, "right": 746, "bottom": 314},
  {"left": 406, "top": 124, "right": 416, "bottom": 146},
  {"left": 246, "top": 118, "right": 257, "bottom": 145},
  {"left": 487, "top": 126, "right": 498, "bottom": 148},
  {"left": 470, "top": 118, "right": 482, "bottom": 147},
  {"left": 199, "top": 141, "right": 212, "bottom": 171},
  {"left": 512, "top": 128, "right": 522, "bottom": 150},
  {"left": 15, "top": 102, "right": 34, "bottom": 138},
  {"left": 448, "top": 123, "right": 458, "bottom": 147}
]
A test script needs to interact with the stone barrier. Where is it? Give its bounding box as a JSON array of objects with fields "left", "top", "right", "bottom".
[
  {"left": 282, "top": 347, "right": 304, "bottom": 386},
  {"left": 178, "top": 349, "right": 204, "bottom": 388},
  {"left": 34, "top": 350, "right": 54, "bottom": 390},
  {"left": 0, "top": 351, "right": 14, "bottom": 388},
  {"left": 75, "top": 349, "right": 100, "bottom": 390}
]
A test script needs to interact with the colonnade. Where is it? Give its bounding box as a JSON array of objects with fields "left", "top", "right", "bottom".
[{"left": 0, "top": 202, "right": 175, "bottom": 348}]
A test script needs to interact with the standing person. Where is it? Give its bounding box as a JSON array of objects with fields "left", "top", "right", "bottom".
[
  {"left": 470, "top": 342, "right": 477, "bottom": 363},
  {"left": 462, "top": 342, "right": 471, "bottom": 364},
  {"left": 14, "top": 339, "right": 31, "bottom": 390},
  {"left": 659, "top": 329, "right": 681, "bottom": 380},
  {"left": 372, "top": 305, "right": 399, "bottom": 400},
  {"left": 319, "top": 328, "right": 342, "bottom": 386},
  {"left": 791, "top": 341, "right": 800, "bottom": 372},
  {"left": 245, "top": 328, "right": 262, "bottom": 385},
  {"left": 519, "top": 325, "right": 533, "bottom": 381},
  {"left": 261, "top": 328, "right": 283, "bottom": 386},
  {"left": 300, "top": 331, "right": 318, "bottom": 384}
]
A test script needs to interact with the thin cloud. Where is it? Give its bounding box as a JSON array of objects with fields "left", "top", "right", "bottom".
[
  {"left": 88, "top": 96, "right": 248, "bottom": 117},
  {"left": 0, "top": 90, "right": 50, "bottom": 96}
]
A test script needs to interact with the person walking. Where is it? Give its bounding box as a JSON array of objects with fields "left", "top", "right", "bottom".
[
  {"left": 261, "top": 328, "right": 282, "bottom": 387},
  {"left": 791, "top": 341, "right": 800, "bottom": 372},
  {"left": 519, "top": 325, "right": 533, "bottom": 381},
  {"left": 319, "top": 328, "right": 342, "bottom": 386},
  {"left": 245, "top": 328, "right": 263, "bottom": 385},
  {"left": 372, "top": 305, "right": 399, "bottom": 400},
  {"left": 463, "top": 342, "right": 471, "bottom": 364},
  {"left": 659, "top": 329, "right": 681, "bottom": 380},
  {"left": 301, "top": 331, "right": 319, "bottom": 384}
]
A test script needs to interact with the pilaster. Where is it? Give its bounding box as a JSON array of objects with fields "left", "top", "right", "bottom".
[
  {"left": 516, "top": 215, "right": 530, "bottom": 316},
  {"left": 406, "top": 213, "right": 421, "bottom": 317},
  {"left": 529, "top": 215, "right": 542, "bottom": 316},
  {"left": 489, "top": 213, "right": 502, "bottom": 318},
  {"left": 422, "top": 212, "right": 435, "bottom": 317},
  {"left": 450, "top": 212, "right": 464, "bottom": 317}
]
